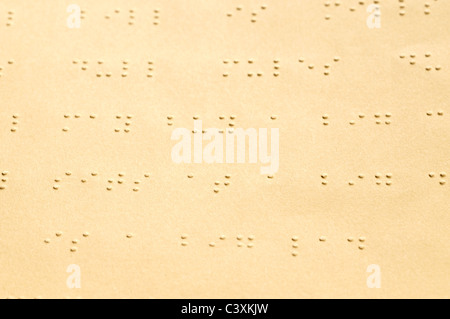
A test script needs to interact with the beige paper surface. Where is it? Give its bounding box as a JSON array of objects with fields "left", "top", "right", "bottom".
[{"left": 0, "top": 0, "right": 449, "bottom": 299}]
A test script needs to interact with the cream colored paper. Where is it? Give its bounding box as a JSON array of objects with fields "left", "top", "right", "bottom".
[{"left": 0, "top": 0, "right": 449, "bottom": 299}]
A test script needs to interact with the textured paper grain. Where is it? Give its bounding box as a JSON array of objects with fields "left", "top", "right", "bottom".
[{"left": 0, "top": 0, "right": 449, "bottom": 299}]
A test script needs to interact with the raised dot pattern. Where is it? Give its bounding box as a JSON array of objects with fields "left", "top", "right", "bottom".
[
  {"left": 222, "top": 58, "right": 280, "bottom": 78},
  {"left": 398, "top": 0, "right": 440, "bottom": 16},
  {"left": 226, "top": 5, "right": 268, "bottom": 23},
  {"left": 61, "top": 113, "right": 135, "bottom": 133},
  {"left": 72, "top": 59, "right": 155, "bottom": 78},
  {"left": 321, "top": 173, "right": 394, "bottom": 186},
  {"left": 104, "top": 8, "right": 160, "bottom": 26},
  {"left": 429, "top": 171, "right": 447, "bottom": 185},
  {"left": 44, "top": 231, "right": 90, "bottom": 253},
  {"left": 4, "top": 10, "right": 14, "bottom": 27},
  {"left": 323, "top": 1, "right": 377, "bottom": 20},
  {"left": 52, "top": 171, "right": 150, "bottom": 192},
  {"left": 0, "top": 171, "right": 9, "bottom": 190},
  {"left": 0, "top": 59, "right": 15, "bottom": 78},
  {"left": 399, "top": 51, "right": 442, "bottom": 71}
]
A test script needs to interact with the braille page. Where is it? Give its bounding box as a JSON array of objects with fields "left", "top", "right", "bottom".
[{"left": 0, "top": 0, "right": 449, "bottom": 299}]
